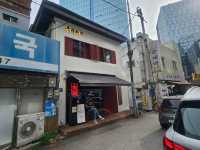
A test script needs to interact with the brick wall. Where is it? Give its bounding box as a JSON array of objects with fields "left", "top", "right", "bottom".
[{"left": 0, "top": 0, "right": 32, "bottom": 16}]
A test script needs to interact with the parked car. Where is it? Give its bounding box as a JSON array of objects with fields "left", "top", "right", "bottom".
[
  {"left": 158, "top": 96, "right": 182, "bottom": 129},
  {"left": 163, "top": 87, "right": 200, "bottom": 150}
]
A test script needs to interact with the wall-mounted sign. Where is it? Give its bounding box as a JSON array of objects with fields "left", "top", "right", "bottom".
[
  {"left": 70, "top": 83, "right": 79, "bottom": 97},
  {"left": 160, "top": 73, "right": 183, "bottom": 81},
  {"left": 45, "top": 100, "right": 56, "bottom": 117},
  {"left": 0, "top": 23, "right": 60, "bottom": 73},
  {"left": 64, "top": 25, "right": 83, "bottom": 36},
  {"left": 192, "top": 73, "right": 200, "bottom": 81},
  {"left": 77, "top": 104, "right": 85, "bottom": 124}
]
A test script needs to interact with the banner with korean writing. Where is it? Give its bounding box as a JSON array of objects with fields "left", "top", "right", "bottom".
[{"left": 0, "top": 23, "right": 60, "bottom": 73}]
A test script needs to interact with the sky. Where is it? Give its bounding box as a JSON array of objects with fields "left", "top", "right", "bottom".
[
  {"left": 31, "top": 0, "right": 180, "bottom": 40},
  {"left": 130, "top": 0, "right": 180, "bottom": 39}
]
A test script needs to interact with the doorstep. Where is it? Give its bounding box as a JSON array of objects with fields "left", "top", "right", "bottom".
[{"left": 59, "top": 111, "right": 130, "bottom": 137}]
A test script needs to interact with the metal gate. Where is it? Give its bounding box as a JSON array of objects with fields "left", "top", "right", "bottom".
[{"left": 0, "top": 88, "right": 16, "bottom": 146}]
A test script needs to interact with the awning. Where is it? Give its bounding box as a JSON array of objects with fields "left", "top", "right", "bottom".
[{"left": 69, "top": 72, "right": 131, "bottom": 86}]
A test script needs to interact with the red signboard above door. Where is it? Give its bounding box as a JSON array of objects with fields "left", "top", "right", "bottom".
[{"left": 70, "top": 83, "right": 79, "bottom": 97}]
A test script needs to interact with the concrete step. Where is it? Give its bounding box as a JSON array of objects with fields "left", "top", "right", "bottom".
[{"left": 59, "top": 111, "right": 131, "bottom": 137}]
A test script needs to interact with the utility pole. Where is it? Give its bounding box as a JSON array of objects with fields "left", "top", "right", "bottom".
[
  {"left": 136, "top": 7, "right": 153, "bottom": 111},
  {"left": 127, "top": 0, "right": 138, "bottom": 117}
]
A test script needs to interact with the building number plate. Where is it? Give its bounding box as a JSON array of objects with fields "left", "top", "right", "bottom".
[{"left": 0, "top": 56, "right": 11, "bottom": 64}]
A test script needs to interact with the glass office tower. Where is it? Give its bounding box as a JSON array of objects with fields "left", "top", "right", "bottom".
[
  {"left": 157, "top": 0, "right": 200, "bottom": 54},
  {"left": 157, "top": 0, "right": 200, "bottom": 78},
  {"left": 60, "top": 0, "right": 129, "bottom": 38}
]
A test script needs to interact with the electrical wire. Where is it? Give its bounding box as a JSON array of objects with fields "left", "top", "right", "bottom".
[
  {"left": 32, "top": 0, "right": 42, "bottom": 6},
  {"left": 121, "top": 15, "right": 135, "bottom": 37},
  {"left": 100, "top": 0, "right": 138, "bottom": 17},
  {"left": 32, "top": 0, "right": 138, "bottom": 18}
]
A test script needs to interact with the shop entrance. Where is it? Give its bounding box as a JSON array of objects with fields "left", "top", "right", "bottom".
[
  {"left": 80, "top": 86, "right": 118, "bottom": 117},
  {"left": 65, "top": 72, "right": 130, "bottom": 126},
  {"left": 66, "top": 85, "right": 118, "bottom": 125}
]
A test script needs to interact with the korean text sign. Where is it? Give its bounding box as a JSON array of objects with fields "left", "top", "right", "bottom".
[{"left": 0, "top": 23, "right": 60, "bottom": 73}]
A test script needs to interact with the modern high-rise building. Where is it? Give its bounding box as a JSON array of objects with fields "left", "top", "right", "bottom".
[
  {"left": 157, "top": 0, "right": 200, "bottom": 54},
  {"left": 60, "top": 0, "right": 129, "bottom": 37},
  {"left": 157, "top": 0, "right": 200, "bottom": 79}
]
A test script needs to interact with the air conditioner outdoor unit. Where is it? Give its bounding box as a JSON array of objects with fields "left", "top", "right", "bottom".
[{"left": 16, "top": 112, "right": 44, "bottom": 147}]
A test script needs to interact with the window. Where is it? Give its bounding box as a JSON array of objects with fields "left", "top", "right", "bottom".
[
  {"left": 174, "top": 101, "right": 200, "bottom": 140},
  {"left": 172, "top": 60, "right": 178, "bottom": 71},
  {"left": 101, "top": 48, "right": 112, "bottom": 63},
  {"left": 161, "top": 57, "right": 166, "bottom": 68},
  {"left": 3, "top": 13, "right": 18, "bottom": 23},
  {"left": 65, "top": 37, "right": 116, "bottom": 63},
  {"left": 73, "top": 40, "right": 84, "bottom": 57},
  {"left": 162, "top": 99, "right": 180, "bottom": 109}
]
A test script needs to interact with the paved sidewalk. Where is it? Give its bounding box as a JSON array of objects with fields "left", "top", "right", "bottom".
[
  {"left": 40, "top": 112, "right": 164, "bottom": 150},
  {"left": 60, "top": 111, "right": 130, "bottom": 137}
]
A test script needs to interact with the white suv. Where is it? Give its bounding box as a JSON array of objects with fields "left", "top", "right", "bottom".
[{"left": 163, "top": 87, "right": 200, "bottom": 150}]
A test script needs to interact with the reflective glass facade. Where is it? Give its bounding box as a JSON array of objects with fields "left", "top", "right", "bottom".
[
  {"left": 60, "top": 0, "right": 129, "bottom": 37},
  {"left": 157, "top": 0, "right": 200, "bottom": 55},
  {"left": 157, "top": 0, "right": 200, "bottom": 79}
]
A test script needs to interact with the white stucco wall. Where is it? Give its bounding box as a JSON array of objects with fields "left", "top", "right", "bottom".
[
  {"left": 119, "top": 39, "right": 146, "bottom": 89},
  {"left": 51, "top": 18, "right": 130, "bottom": 124},
  {"left": 158, "top": 42, "right": 185, "bottom": 81}
]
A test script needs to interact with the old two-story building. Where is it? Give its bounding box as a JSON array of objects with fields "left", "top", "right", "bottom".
[
  {"left": 0, "top": 0, "right": 61, "bottom": 149},
  {"left": 120, "top": 33, "right": 157, "bottom": 111},
  {"left": 120, "top": 32, "right": 186, "bottom": 110},
  {"left": 154, "top": 42, "right": 186, "bottom": 99},
  {"left": 31, "top": 0, "right": 131, "bottom": 126},
  {"left": 0, "top": 22, "right": 60, "bottom": 148}
]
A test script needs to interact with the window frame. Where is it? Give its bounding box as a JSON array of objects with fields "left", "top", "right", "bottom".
[
  {"left": 2, "top": 13, "right": 18, "bottom": 23},
  {"left": 173, "top": 101, "right": 200, "bottom": 140},
  {"left": 65, "top": 37, "right": 116, "bottom": 64},
  {"left": 161, "top": 57, "right": 166, "bottom": 69},
  {"left": 100, "top": 48, "right": 112, "bottom": 63},
  {"left": 73, "top": 40, "right": 84, "bottom": 58},
  {"left": 172, "top": 60, "right": 178, "bottom": 71}
]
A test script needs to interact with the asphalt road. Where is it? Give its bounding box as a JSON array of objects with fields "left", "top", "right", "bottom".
[{"left": 40, "top": 112, "right": 164, "bottom": 150}]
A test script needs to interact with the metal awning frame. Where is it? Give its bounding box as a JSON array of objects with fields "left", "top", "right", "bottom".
[{"left": 65, "top": 71, "right": 131, "bottom": 86}]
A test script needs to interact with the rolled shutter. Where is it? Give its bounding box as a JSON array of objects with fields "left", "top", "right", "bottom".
[
  {"left": 89, "top": 44, "right": 96, "bottom": 60},
  {"left": 85, "top": 43, "right": 90, "bottom": 59},
  {"left": 111, "top": 51, "right": 116, "bottom": 64},
  {"left": 89, "top": 45, "right": 101, "bottom": 61},
  {"left": 96, "top": 46, "right": 101, "bottom": 60},
  {"left": 65, "top": 37, "right": 73, "bottom": 56},
  {"left": 82, "top": 43, "right": 87, "bottom": 58}
]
